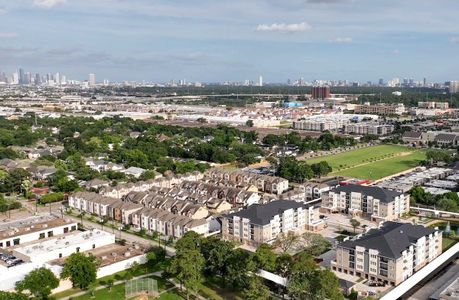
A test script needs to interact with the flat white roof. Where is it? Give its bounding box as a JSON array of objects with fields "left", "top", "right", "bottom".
[{"left": 14, "top": 229, "right": 114, "bottom": 256}]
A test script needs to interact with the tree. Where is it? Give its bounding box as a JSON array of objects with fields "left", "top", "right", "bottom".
[
  {"left": 276, "top": 253, "right": 293, "bottom": 278},
  {"left": 0, "top": 291, "right": 28, "bottom": 300},
  {"left": 61, "top": 253, "right": 98, "bottom": 289},
  {"left": 15, "top": 267, "right": 59, "bottom": 299},
  {"left": 169, "top": 232, "right": 205, "bottom": 300},
  {"left": 409, "top": 186, "right": 425, "bottom": 204},
  {"left": 206, "top": 240, "right": 235, "bottom": 286},
  {"left": 245, "top": 120, "right": 254, "bottom": 127},
  {"left": 311, "top": 161, "right": 332, "bottom": 178},
  {"left": 350, "top": 218, "right": 360, "bottom": 233},
  {"left": 170, "top": 249, "right": 205, "bottom": 300},
  {"left": 254, "top": 244, "right": 277, "bottom": 272},
  {"left": 287, "top": 253, "right": 343, "bottom": 300},
  {"left": 273, "top": 231, "right": 300, "bottom": 253},
  {"left": 242, "top": 277, "right": 271, "bottom": 300},
  {"left": 226, "top": 249, "right": 256, "bottom": 290},
  {"left": 106, "top": 279, "right": 114, "bottom": 291},
  {"left": 302, "top": 232, "right": 331, "bottom": 256}
]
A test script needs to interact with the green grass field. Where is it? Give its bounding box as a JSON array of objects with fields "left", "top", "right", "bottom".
[{"left": 306, "top": 144, "right": 426, "bottom": 180}]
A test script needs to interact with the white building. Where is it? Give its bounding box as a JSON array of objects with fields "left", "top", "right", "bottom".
[
  {"left": 12, "top": 229, "right": 115, "bottom": 264},
  {"left": 0, "top": 217, "right": 77, "bottom": 249}
]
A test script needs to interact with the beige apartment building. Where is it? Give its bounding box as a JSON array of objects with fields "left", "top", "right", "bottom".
[
  {"left": 321, "top": 184, "right": 410, "bottom": 222},
  {"left": 332, "top": 222, "right": 442, "bottom": 286},
  {"left": 354, "top": 103, "right": 405, "bottom": 115},
  {"left": 221, "top": 200, "right": 323, "bottom": 247}
]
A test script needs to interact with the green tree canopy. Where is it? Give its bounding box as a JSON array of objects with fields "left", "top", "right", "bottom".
[
  {"left": 15, "top": 267, "right": 59, "bottom": 299},
  {"left": 61, "top": 253, "right": 98, "bottom": 289}
]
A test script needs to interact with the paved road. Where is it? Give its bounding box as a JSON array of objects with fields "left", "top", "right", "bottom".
[{"left": 409, "top": 259, "right": 459, "bottom": 300}]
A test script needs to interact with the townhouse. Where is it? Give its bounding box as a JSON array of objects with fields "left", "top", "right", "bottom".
[
  {"left": 321, "top": 184, "right": 410, "bottom": 222},
  {"left": 221, "top": 200, "right": 323, "bottom": 247},
  {"left": 206, "top": 169, "right": 289, "bottom": 195},
  {"left": 332, "top": 221, "right": 442, "bottom": 286},
  {"left": 131, "top": 208, "right": 209, "bottom": 238},
  {"left": 69, "top": 191, "right": 210, "bottom": 238}
]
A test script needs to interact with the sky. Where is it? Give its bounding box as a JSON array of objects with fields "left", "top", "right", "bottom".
[{"left": 0, "top": 0, "right": 459, "bottom": 83}]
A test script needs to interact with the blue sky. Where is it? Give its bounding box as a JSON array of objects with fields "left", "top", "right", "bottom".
[{"left": 1, "top": 0, "right": 459, "bottom": 83}]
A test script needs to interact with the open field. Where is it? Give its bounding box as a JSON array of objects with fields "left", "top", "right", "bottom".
[{"left": 306, "top": 144, "right": 426, "bottom": 180}]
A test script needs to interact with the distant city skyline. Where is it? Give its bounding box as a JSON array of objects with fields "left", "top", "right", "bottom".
[{"left": 1, "top": 1, "right": 459, "bottom": 82}]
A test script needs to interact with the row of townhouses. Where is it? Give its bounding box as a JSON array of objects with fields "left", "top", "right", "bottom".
[
  {"left": 206, "top": 169, "right": 289, "bottom": 195},
  {"left": 68, "top": 191, "right": 209, "bottom": 238},
  {"left": 100, "top": 172, "right": 203, "bottom": 198},
  {"left": 332, "top": 221, "right": 442, "bottom": 286},
  {"left": 321, "top": 184, "right": 410, "bottom": 222}
]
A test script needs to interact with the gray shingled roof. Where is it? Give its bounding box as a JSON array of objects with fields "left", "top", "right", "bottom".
[
  {"left": 340, "top": 222, "right": 436, "bottom": 259},
  {"left": 226, "top": 200, "right": 309, "bottom": 225},
  {"left": 402, "top": 131, "right": 422, "bottom": 139},
  {"left": 331, "top": 184, "right": 402, "bottom": 203}
]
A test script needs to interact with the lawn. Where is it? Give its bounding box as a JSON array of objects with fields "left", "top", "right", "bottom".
[
  {"left": 72, "top": 276, "right": 179, "bottom": 300},
  {"left": 332, "top": 150, "right": 426, "bottom": 180},
  {"left": 442, "top": 237, "right": 457, "bottom": 251},
  {"left": 306, "top": 144, "right": 426, "bottom": 180},
  {"left": 306, "top": 144, "right": 411, "bottom": 170}
]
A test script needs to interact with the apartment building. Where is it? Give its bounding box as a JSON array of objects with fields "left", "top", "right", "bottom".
[
  {"left": 354, "top": 103, "right": 405, "bottom": 115},
  {"left": 321, "top": 184, "right": 410, "bottom": 222},
  {"left": 221, "top": 200, "right": 323, "bottom": 247},
  {"left": 332, "top": 222, "right": 442, "bottom": 286},
  {"left": 343, "top": 123, "right": 394, "bottom": 136}
]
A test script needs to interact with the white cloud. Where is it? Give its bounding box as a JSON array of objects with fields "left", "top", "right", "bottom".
[
  {"left": 33, "top": 0, "right": 66, "bottom": 8},
  {"left": 0, "top": 32, "right": 18, "bottom": 38},
  {"left": 450, "top": 37, "right": 459, "bottom": 43},
  {"left": 256, "top": 22, "right": 311, "bottom": 33},
  {"left": 330, "top": 37, "right": 352, "bottom": 43}
]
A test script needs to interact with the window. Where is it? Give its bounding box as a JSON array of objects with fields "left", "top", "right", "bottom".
[
  {"left": 39, "top": 233, "right": 45, "bottom": 239},
  {"left": 92, "top": 244, "right": 96, "bottom": 249},
  {"left": 13, "top": 238, "right": 20, "bottom": 246},
  {"left": 0, "top": 242, "right": 3, "bottom": 247},
  {"left": 6, "top": 241, "right": 10, "bottom": 247},
  {"left": 63, "top": 227, "right": 69, "bottom": 234},
  {"left": 71, "top": 225, "right": 77, "bottom": 231},
  {"left": 76, "top": 247, "right": 80, "bottom": 253},
  {"left": 59, "top": 253, "right": 62, "bottom": 258},
  {"left": 48, "top": 231, "right": 53, "bottom": 237}
]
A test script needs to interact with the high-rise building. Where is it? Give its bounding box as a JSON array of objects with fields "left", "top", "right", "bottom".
[
  {"left": 55, "top": 73, "right": 60, "bottom": 85},
  {"left": 89, "top": 73, "right": 96, "bottom": 86},
  {"left": 311, "top": 86, "right": 331, "bottom": 100},
  {"left": 35, "top": 73, "right": 41, "bottom": 85},
  {"left": 257, "top": 75, "right": 263, "bottom": 87},
  {"left": 18, "top": 68, "right": 25, "bottom": 84},
  {"left": 449, "top": 81, "right": 459, "bottom": 93},
  {"left": 12, "top": 72, "right": 19, "bottom": 85}
]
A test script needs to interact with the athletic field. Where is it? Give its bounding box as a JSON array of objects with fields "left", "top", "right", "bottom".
[{"left": 306, "top": 144, "right": 426, "bottom": 180}]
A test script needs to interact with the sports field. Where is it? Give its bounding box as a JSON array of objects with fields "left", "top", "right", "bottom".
[{"left": 306, "top": 144, "right": 426, "bottom": 180}]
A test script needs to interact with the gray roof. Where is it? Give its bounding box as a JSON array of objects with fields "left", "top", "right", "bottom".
[
  {"left": 226, "top": 200, "right": 309, "bottom": 225},
  {"left": 340, "top": 222, "right": 436, "bottom": 259},
  {"left": 331, "top": 184, "right": 402, "bottom": 203},
  {"left": 402, "top": 131, "right": 422, "bottom": 139},
  {"left": 434, "top": 133, "right": 457, "bottom": 142}
]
